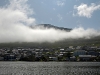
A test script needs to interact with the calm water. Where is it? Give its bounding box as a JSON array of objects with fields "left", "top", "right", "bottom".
[{"left": 0, "top": 62, "right": 100, "bottom": 75}]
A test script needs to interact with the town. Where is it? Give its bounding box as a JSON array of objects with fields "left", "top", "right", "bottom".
[{"left": 0, "top": 45, "right": 100, "bottom": 62}]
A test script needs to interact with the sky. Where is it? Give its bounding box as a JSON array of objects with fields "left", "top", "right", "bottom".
[
  {"left": 22, "top": 0, "right": 100, "bottom": 29},
  {"left": 0, "top": 0, "right": 100, "bottom": 29},
  {"left": 0, "top": 0, "right": 100, "bottom": 43}
]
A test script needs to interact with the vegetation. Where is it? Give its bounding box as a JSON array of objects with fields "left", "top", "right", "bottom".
[{"left": 0, "top": 36, "right": 100, "bottom": 48}]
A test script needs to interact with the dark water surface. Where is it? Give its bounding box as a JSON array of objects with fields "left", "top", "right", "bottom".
[{"left": 0, "top": 62, "right": 100, "bottom": 75}]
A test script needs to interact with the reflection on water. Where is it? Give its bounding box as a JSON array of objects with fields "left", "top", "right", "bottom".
[{"left": 0, "top": 62, "right": 100, "bottom": 75}]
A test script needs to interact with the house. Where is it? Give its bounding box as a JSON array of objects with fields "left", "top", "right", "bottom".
[
  {"left": 4, "top": 54, "right": 16, "bottom": 61},
  {"left": 75, "top": 46, "right": 82, "bottom": 50},
  {"left": 60, "top": 48, "right": 64, "bottom": 51},
  {"left": 69, "top": 46, "right": 74, "bottom": 49},
  {"left": 0, "top": 57, "right": 4, "bottom": 61},
  {"left": 49, "top": 56, "right": 58, "bottom": 61},
  {"left": 86, "top": 47, "right": 97, "bottom": 51},
  {"left": 97, "top": 48, "right": 100, "bottom": 51},
  {"left": 73, "top": 50, "right": 86, "bottom": 56},
  {"left": 79, "top": 55, "right": 96, "bottom": 61},
  {"left": 87, "top": 51, "right": 98, "bottom": 56},
  {"left": 70, "top": 56, "right": 76, "bottom": 61}
]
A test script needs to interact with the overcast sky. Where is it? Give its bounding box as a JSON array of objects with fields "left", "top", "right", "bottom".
[{"left": 0, "top": 0, "right": 100, "bottom": 29}]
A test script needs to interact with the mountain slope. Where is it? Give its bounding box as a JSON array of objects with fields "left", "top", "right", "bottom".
[{"left": 31, "top": 24, "right": 72, "bottom": 32}]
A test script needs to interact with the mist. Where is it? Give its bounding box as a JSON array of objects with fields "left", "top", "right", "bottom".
[{"left": 0, "top": 0, "right": 100, "bottom": 43}]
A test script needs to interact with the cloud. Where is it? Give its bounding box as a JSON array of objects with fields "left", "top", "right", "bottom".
[
  {"left": 53, "top": 8, "right": 56, "bottom": 11},
  {"left": 74, "top": 3, "right": 100, "bottom": 18},
  {"left": 0, "top": 0, "right": 35, "bottom": 25},
  {"left": 41, "top": 1, "right": 44, "bottom": 4},
  {"left": 57, "top": 14, "right": 63, "bottom": 21},
  {"left": 0, "top": 0, "right": 100, "bottom": 43},
  {"left": 56, "top": 0, "right": 65, "bottom": 7},
  {"left": 76, "top": 0, "right": 79, "bottom": 2}
]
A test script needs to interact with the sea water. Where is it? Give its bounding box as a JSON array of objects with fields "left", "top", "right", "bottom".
[{"left": 0, "top": 62, "right": 100, "bottom": 75}]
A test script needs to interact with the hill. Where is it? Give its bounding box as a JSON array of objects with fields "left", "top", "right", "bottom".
[
  {"left": 31, "top": 24, "right": 72, "bottom": 32},
  {"left": 0, "top": 24, "right": 100, "bottom": 48},
  {"left": 0, "top": 36, "right": 100, "bottom": 48}
]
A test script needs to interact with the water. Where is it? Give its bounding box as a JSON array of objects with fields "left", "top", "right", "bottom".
[{"left": 0, "top": 62, "right": 100, "bottom": 75}]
